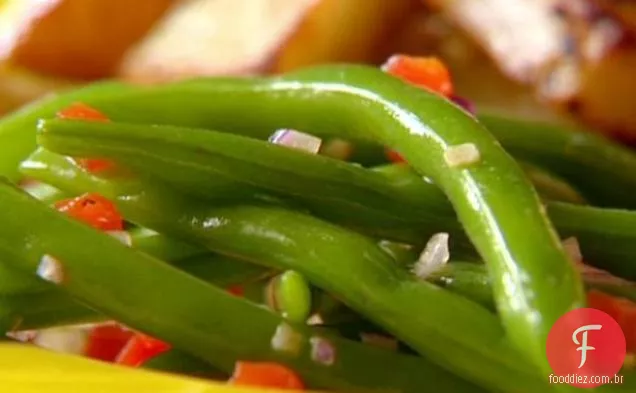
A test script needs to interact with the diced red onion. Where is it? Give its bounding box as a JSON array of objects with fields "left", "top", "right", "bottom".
[
  {"left": 269, "top": 129, "right": 322, "bottom": 154},
  {"left": 451, "top": 96, "right": 476, "bottom": 115},
  {"left": 310, "top": 336, "right": 336, "bottom": 366},
  {"left": 413, "top": 233, "right": 450, "bottom": 279}
]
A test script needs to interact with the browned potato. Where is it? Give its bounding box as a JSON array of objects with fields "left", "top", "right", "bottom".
[
  {"left": 273, "top": 0, "right": 415, "bottom": 72},
  {"left": 118, "top": 0, "right": 320, "bottom": 82},
  {"left": 389, "top": 8, "right": 563, "bottom": 122},
  {"left": 119, "top": 0, "right": 415, "bottom": 81},
  {"left": 0, "top": 66, "right": 73, "bottom": 115},
  {"left": 540, "top": 42, "right": 636, "bottom": 143},
  {"left": 0, "top": 0, "right": 175, "bottom": 79},
  {"left": 424, "top": 0, "right": 636, "bottom": 141}
]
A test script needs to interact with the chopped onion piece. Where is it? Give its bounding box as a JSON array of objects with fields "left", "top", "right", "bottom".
[
  {"left": 413, "top": 233, "right": 450, "bottom": 279},
  {"left": 444, "top": 143, "right": 481, "bottom": 168},
  {"left": 306, "top": 314, "right": 324, "bottom": 325},
  {"left": 310, "top": 337, "right": 336, "bottom": 366},
  {"left": 269, "top": 129, "right": 322, "bottom": 154},
  {"left": 7, "top": 330, "right": 38, "bottom": 342},
  {"left": 562, "top": 237, "right": 582, "bottom": 264},
  {"left": 107, "top": 230, "right": 133, "bottom": 247},
  {"left": 271, "top": 323, "right": 303, "bottom": 355},
  {"left": 360, "top": 333, "right": 398, "bottom": 351},
  {"left": 33, "top": 326, "right": 89, "bottom": 355},
  {"left": 37, "top": 255, "right": 64, "bottom": 284}
]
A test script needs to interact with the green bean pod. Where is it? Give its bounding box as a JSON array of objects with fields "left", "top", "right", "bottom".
[
  {"left": 431, "top": 262, "right": 636, "bottom": 310},
  {"left": 0, "top": 179, "right": 482, "bottom": 393},
  {"left": 141, "top": 349, "right": 227, "bottom": 379},
  {"left": 28, "top": 138, "right": 636, "bottom": 282},
  {"left": 20, "top": 157, "right": 550, "bottom": 392},
  {"left": 0, "top": 252, "right": 270, "bottom": 332},
  {"left": 28, "top": 66, "right": 587, "bottom": 372},
  {"left": 480, "top": 114, "right": 636, "bottom": 209}
]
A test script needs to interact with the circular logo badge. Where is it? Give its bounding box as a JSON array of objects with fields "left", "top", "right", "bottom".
[{"left": 546, "top": 308, "right": 626, "bottom": 388}]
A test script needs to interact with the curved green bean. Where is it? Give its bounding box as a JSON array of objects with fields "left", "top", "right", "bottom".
[
  {"left": 37, "top": 121, "right": 636, "bottom": 278},
  {"left": 480, "top": 114, "right": 636, "bottom": 208},
  {"left": 431, "top": 262, "right": 636, "bottom": 310},
  {"left": 0, "top": 179, "right": 482, "bottom": 393},
  {"left": 21, "top": 158, "right": 549, "bottom": 392}
]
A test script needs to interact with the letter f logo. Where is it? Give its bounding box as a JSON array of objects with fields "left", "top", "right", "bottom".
[{"left": 572, "top": 324, "right": 602, "bottom": 368}]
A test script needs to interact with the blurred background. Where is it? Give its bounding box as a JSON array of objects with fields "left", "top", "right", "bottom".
[{"left": 0, "top": 0, "right": 634, "bottom": 143}]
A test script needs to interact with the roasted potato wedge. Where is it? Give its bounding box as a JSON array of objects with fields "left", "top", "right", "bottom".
[
  {"left": 0, "top": 0, "right": 175, "bottom": 79},
  {"left": 425, "top": 0, "right": 636, "bottom": 141},
  {"left": 118, "top": 0, "right": 319, "bottom": 82},
  {"left": 120, "top": 0, "right": 415, "bottom": 81},
  {"left": 273, "top": 0, "right": 415, "bottom": 72}
]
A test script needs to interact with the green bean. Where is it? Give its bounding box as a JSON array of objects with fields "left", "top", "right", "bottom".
[
  {"left": 22, "top": 158, "right": 548, "bottom": 392},
  {"left": 19, "top": 66, "right": 586, "bottom": 373},
  {"left": 517, "top": 162, "right": 587, "bottom": 204},
  {"left": 0, "top": 81, "right": 136, "bottom": 182},
  {"left": 0, "top": 252, "right": 270, "bottom": 332},
  {"left": 141, "top": 349, "right": 227, "bottom": 379},
  {"left": 431, "top": 262, "right": 636, "bottom": 311},
  {"left": 37, "top": 120, "right": 635, "bottom": 277},
  {"left": 0, "top": 287, "right": 104, "bottom": 331},
  {"left": 480, "top": 114, "right": 636, "bottom": 208},
  {"left": 0, "top": 220, "right": 203, "bottom": 296},
  {"left": 22, "top": 181, "right": 68, "bottom": 205},
  {"left": 127, "top": 227, "right": 205, "bottom": 263},
  {"left": 0, "top": 179, "right": 482, "bottom": 393}
]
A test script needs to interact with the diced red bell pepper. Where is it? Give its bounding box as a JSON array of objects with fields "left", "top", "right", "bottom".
[
  {"left": 57, "top": 103, "right": 115, "bottom": 173},
  {"left": 84, "top": 324, "right": 134, "bottom": 362},
  {"left": 57, "top": 102, "right": 110, "bottom": 122},
  {"left": 227, "top": 285, "right": 244, "bottom": 297},
  {"left": 75, "top": 158, "right": 115, "bottom": 173},
  {"left": 55, "top": 193, "right": 124, "bottom": 231},
  {"left": 382, "top": 55, "right": 454, "bottom": 97},
  {"left": 587, "top": 290, "right": 636, "bottom": 352},
  {"left": 385, "top": 148, "right": 406, "bottom": 163},
  {"left": 116, "top": 333, "right": 171, "bottom": 367},
  {"left": 382, "top": 55, "right": 455, "bottom": 163},
  {"left": 229, "top": 361, "right": 305, "bottom": 390}
]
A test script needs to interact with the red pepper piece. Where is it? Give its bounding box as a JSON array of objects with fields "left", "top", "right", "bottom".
[
  {"left": 587, "top": 290, "right": 636, "bottom": 352},
  {"left": 57, "top": 103, "right": 115, "bottom": 173},
  {"left": 55, "top": 193, "right": 124, "bottom": 231},
  {"left": 227, "top": 285, "right": 244, "bottom": 297},
  {"left": 116, "top": 333, "right": 171, "bottom": 367},
  {"left": 386, "top": 148, "right": 406, "bottom": 163},
  {"left": 57, "top": 102, "right": 110, "bottom": 122},
  {"left": 84, "top": 324, "right": 134, "bottom": 362},
  {"left": 229, "top": 361, "right": 305, "bottom": 390},
  {"left": 382, "top": 55, "right": 454, "bottom": 97},
  {"left": 382, "top": 55, "right": 455, "bottom": 163}
]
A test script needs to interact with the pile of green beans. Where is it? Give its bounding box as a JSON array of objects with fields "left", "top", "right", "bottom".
[{"left": 1, "top": 64, "right": 636, "bottom": 392}]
